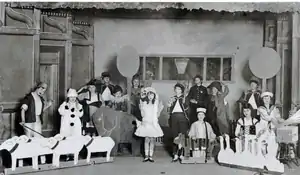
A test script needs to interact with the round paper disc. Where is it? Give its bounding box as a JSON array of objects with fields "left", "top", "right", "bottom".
[
  {"left": 249, "top": 47, "right": 281, "bottom": 79},
  {"left": 117, "top": 46, "right": 140, "bottom": 78}
]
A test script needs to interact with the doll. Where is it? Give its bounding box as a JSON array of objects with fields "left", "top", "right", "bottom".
[
  {"left": 135, "top": 87, "right": 164, "bottom": 162},
  {"left": 188, "top": 108, "right": 216, "bottom": 160}
]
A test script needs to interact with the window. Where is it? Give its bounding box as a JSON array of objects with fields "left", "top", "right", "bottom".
[{"left": 138, "top": 55, "right": 234, "bottom": 82}]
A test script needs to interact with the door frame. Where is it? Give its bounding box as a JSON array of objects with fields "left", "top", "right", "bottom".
[{"left": 39, "top": 52, "right": 60, "bottom": 135}]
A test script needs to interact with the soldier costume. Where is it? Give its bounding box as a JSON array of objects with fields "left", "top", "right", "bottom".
[{"left": 186, "top": 75, "right": 208, "bottom": 124}]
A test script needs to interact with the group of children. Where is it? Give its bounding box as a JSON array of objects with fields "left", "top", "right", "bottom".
[
  {"left": 135, "top": 75, "right": 286, "bottom": 163},
  {"left": 19, "top": 72, "right": 286, "bottom": 164}
]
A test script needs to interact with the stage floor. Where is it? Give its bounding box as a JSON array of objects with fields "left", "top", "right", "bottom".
[{"left": 21, "top": 157, "right": 300, "bottom": 175}]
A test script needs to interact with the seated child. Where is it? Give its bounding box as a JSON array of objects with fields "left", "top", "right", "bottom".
[
  {"left": 235, "top": 103, "right": 260, "bottom": 138},
  {"left": 111, "top": 85, "right": 128, "bottom": 112},
  {"left": 235, "top": 103, "right": 260, "bottom": 153},
  {"left": 188, "top": 108, "right": 216, "bottom": 160}
]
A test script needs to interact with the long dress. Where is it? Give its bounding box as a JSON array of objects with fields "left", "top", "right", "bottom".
[
  {"left": 59, "top": 101, "right": 83, "bottom": 137},
  {"left": 135, "top": 101, "right": 164, "bottom": 138}
]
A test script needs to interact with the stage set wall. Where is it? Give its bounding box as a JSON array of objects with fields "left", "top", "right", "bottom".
[{"left": 94, "top": 18, "right": 264, "bottom": 126}]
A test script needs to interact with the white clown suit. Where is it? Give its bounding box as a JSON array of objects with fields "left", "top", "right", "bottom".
[{"left": 59, "top": 89, "right": 84, "bottom": 137}]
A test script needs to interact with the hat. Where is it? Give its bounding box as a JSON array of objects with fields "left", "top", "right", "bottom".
[
  {"left": 261, "top": 91, "right": 273, "bottom": 98},
  {"left": 174, "top": 83, "right": 185, "bottom": 92},
  {"left": 101, "top": 72, "right": 111, "bottom": 78},
  {"left": 67, "top": 88, "right": 78, "bottom": 98},
  {"left": 86, "top": 79, "right": 97, "bottom": 86},
  {"left": 197, "top": 108, "right": 207, "bottom": 113},
  {"left": 249, "top": 76, "right": 260, "bottom": 85},
  {"left": 146, "top": 87, "right": 157, "bottom": 95},
  {"left": 208, "top": 81, "right": 222, "bottom": 92}
]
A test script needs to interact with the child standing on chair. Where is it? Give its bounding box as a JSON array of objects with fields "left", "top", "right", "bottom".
[
  {"left": 135, "top": 87, "right": 164, "bottom": 162},
  {"left": 188, "top": 108, "right": 216, "bottom": 160}
]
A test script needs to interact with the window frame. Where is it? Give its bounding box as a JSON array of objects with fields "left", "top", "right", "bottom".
[{"left": 139, "top": 54, "right": 235, "bottom": 83}]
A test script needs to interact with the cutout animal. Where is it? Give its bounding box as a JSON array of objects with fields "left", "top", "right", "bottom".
[{"left": 83, "top": 135, "right": 115, "bottom": 163}]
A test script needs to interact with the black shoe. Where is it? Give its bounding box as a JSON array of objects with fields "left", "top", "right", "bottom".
[
  {"left": 149, "top": 157, "right": 154, "bottom": 162},
  {"left": 143, "top": 158, "right": 149, "bottom": 162},
  {"left": 172, "top": 156, "right": 179, "bottom": 163}
]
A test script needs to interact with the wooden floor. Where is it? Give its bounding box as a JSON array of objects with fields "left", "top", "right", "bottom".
[{"left": 4, "top": 157, "right": 300, "bottom": 175}]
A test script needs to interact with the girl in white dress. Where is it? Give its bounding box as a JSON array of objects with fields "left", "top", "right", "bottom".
[{"left": 135, "top": 87, "right": 164, "bottom": 162}]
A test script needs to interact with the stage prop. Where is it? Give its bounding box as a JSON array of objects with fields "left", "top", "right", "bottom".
[
  {"left": 217, "top": 134, "right": 284, "bottom": 174},
  {"left": 92, "top": 106, "right": 136, "bottom": 155},
  {"left": 0, "top": 134, "right": 115, "bottom": 173},
  {"left": 248, "top": 47, "right": 281, "bottom": 92},
  {"left": 116, "top": 45, "right": 140, "bottom": 115},
  {"left": 180, "top": 137, "right": 215, "bottom": 164},
  {"left": 277, "top": 110, "right": 300, "bottom": 167}
]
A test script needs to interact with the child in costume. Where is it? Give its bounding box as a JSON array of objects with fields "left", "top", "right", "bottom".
[
  {"left": 112, "top": 85, "right": 128, "bottom": 112},
  {"left": 135, "top": 87, "right": 164, "bottom": 162},
  {"left": 235, "top": 103, "right": 260, "bottom": 153},
  {"left": 188, "top": 108, "right": 216, "bottom": 160},
  {"left": 167, "top": 83, "right": 189, "bottom": 162},
  {"left": 59, "top": 88, "right": 84, "bottom": 137},
  {"left": 235, "top": 103, "right": 260, "bottom": 138},
  {"left": 99, "top": 72, "right": 115, "bottom": 107},
  {"left": 206, "top": 81, "right": 230, "bottom": 136},
  {"left": 238, "top": 76, "right": 261, "bottom": 121},
  {"left": 78, "top": 79, "right": 103, "bottom": 136},
  {"left": 257, "top": 91, "right": 284, "bottom": 157},
  {"left": 186, "top": 75, "right": 208, "bottom": 124}
]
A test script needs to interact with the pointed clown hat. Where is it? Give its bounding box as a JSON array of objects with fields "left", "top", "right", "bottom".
[{"left": 67, "top": 88, "right": 78, "bottom": 98}]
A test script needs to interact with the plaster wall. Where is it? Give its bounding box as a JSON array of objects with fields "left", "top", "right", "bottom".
[{"left": 94, "top": 18, "right": 264, "bottom": 126}]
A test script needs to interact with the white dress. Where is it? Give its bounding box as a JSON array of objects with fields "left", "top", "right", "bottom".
[
  {"left": 135, "top": 101, "right": 164, "bottom": 138},
  {"left": 59, "top": 101, "right": 84, "bottom": 137}
]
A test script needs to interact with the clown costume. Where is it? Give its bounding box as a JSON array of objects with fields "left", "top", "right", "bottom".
[{"left": 59, "top": 88, "right": 84, "bottom": 137}]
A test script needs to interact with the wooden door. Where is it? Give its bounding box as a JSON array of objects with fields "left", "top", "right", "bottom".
[{"left": 39, "top": 52, "right": 60, "bottom": 136}]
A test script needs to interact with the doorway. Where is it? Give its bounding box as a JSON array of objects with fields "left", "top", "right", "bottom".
[{"left": 39, "top": 51, "right": 64, "bottom": 136}]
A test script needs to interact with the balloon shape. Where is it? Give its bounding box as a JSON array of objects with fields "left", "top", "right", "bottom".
[
  {"left": 249, "top": 47, "right": 281, "bottom": 79},
  {"left": 117, "top": 46, "right": 140, "bottom": 78}
]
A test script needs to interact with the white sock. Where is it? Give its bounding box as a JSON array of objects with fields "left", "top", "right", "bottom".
[
  {"left": 149, "top": 138, "right": 155, "bottom": 157},
  {"left": 145, "top": 137, "right": 150, "bottom": 157}
]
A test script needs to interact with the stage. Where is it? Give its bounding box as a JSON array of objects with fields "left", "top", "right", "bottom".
[{"left": 13, "top": 157, "right": 300, "bottom": 175}]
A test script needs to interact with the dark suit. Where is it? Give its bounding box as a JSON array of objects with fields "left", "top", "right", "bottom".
[{"left": 186, "top": 85, "right": 208, "bottom": 124}]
